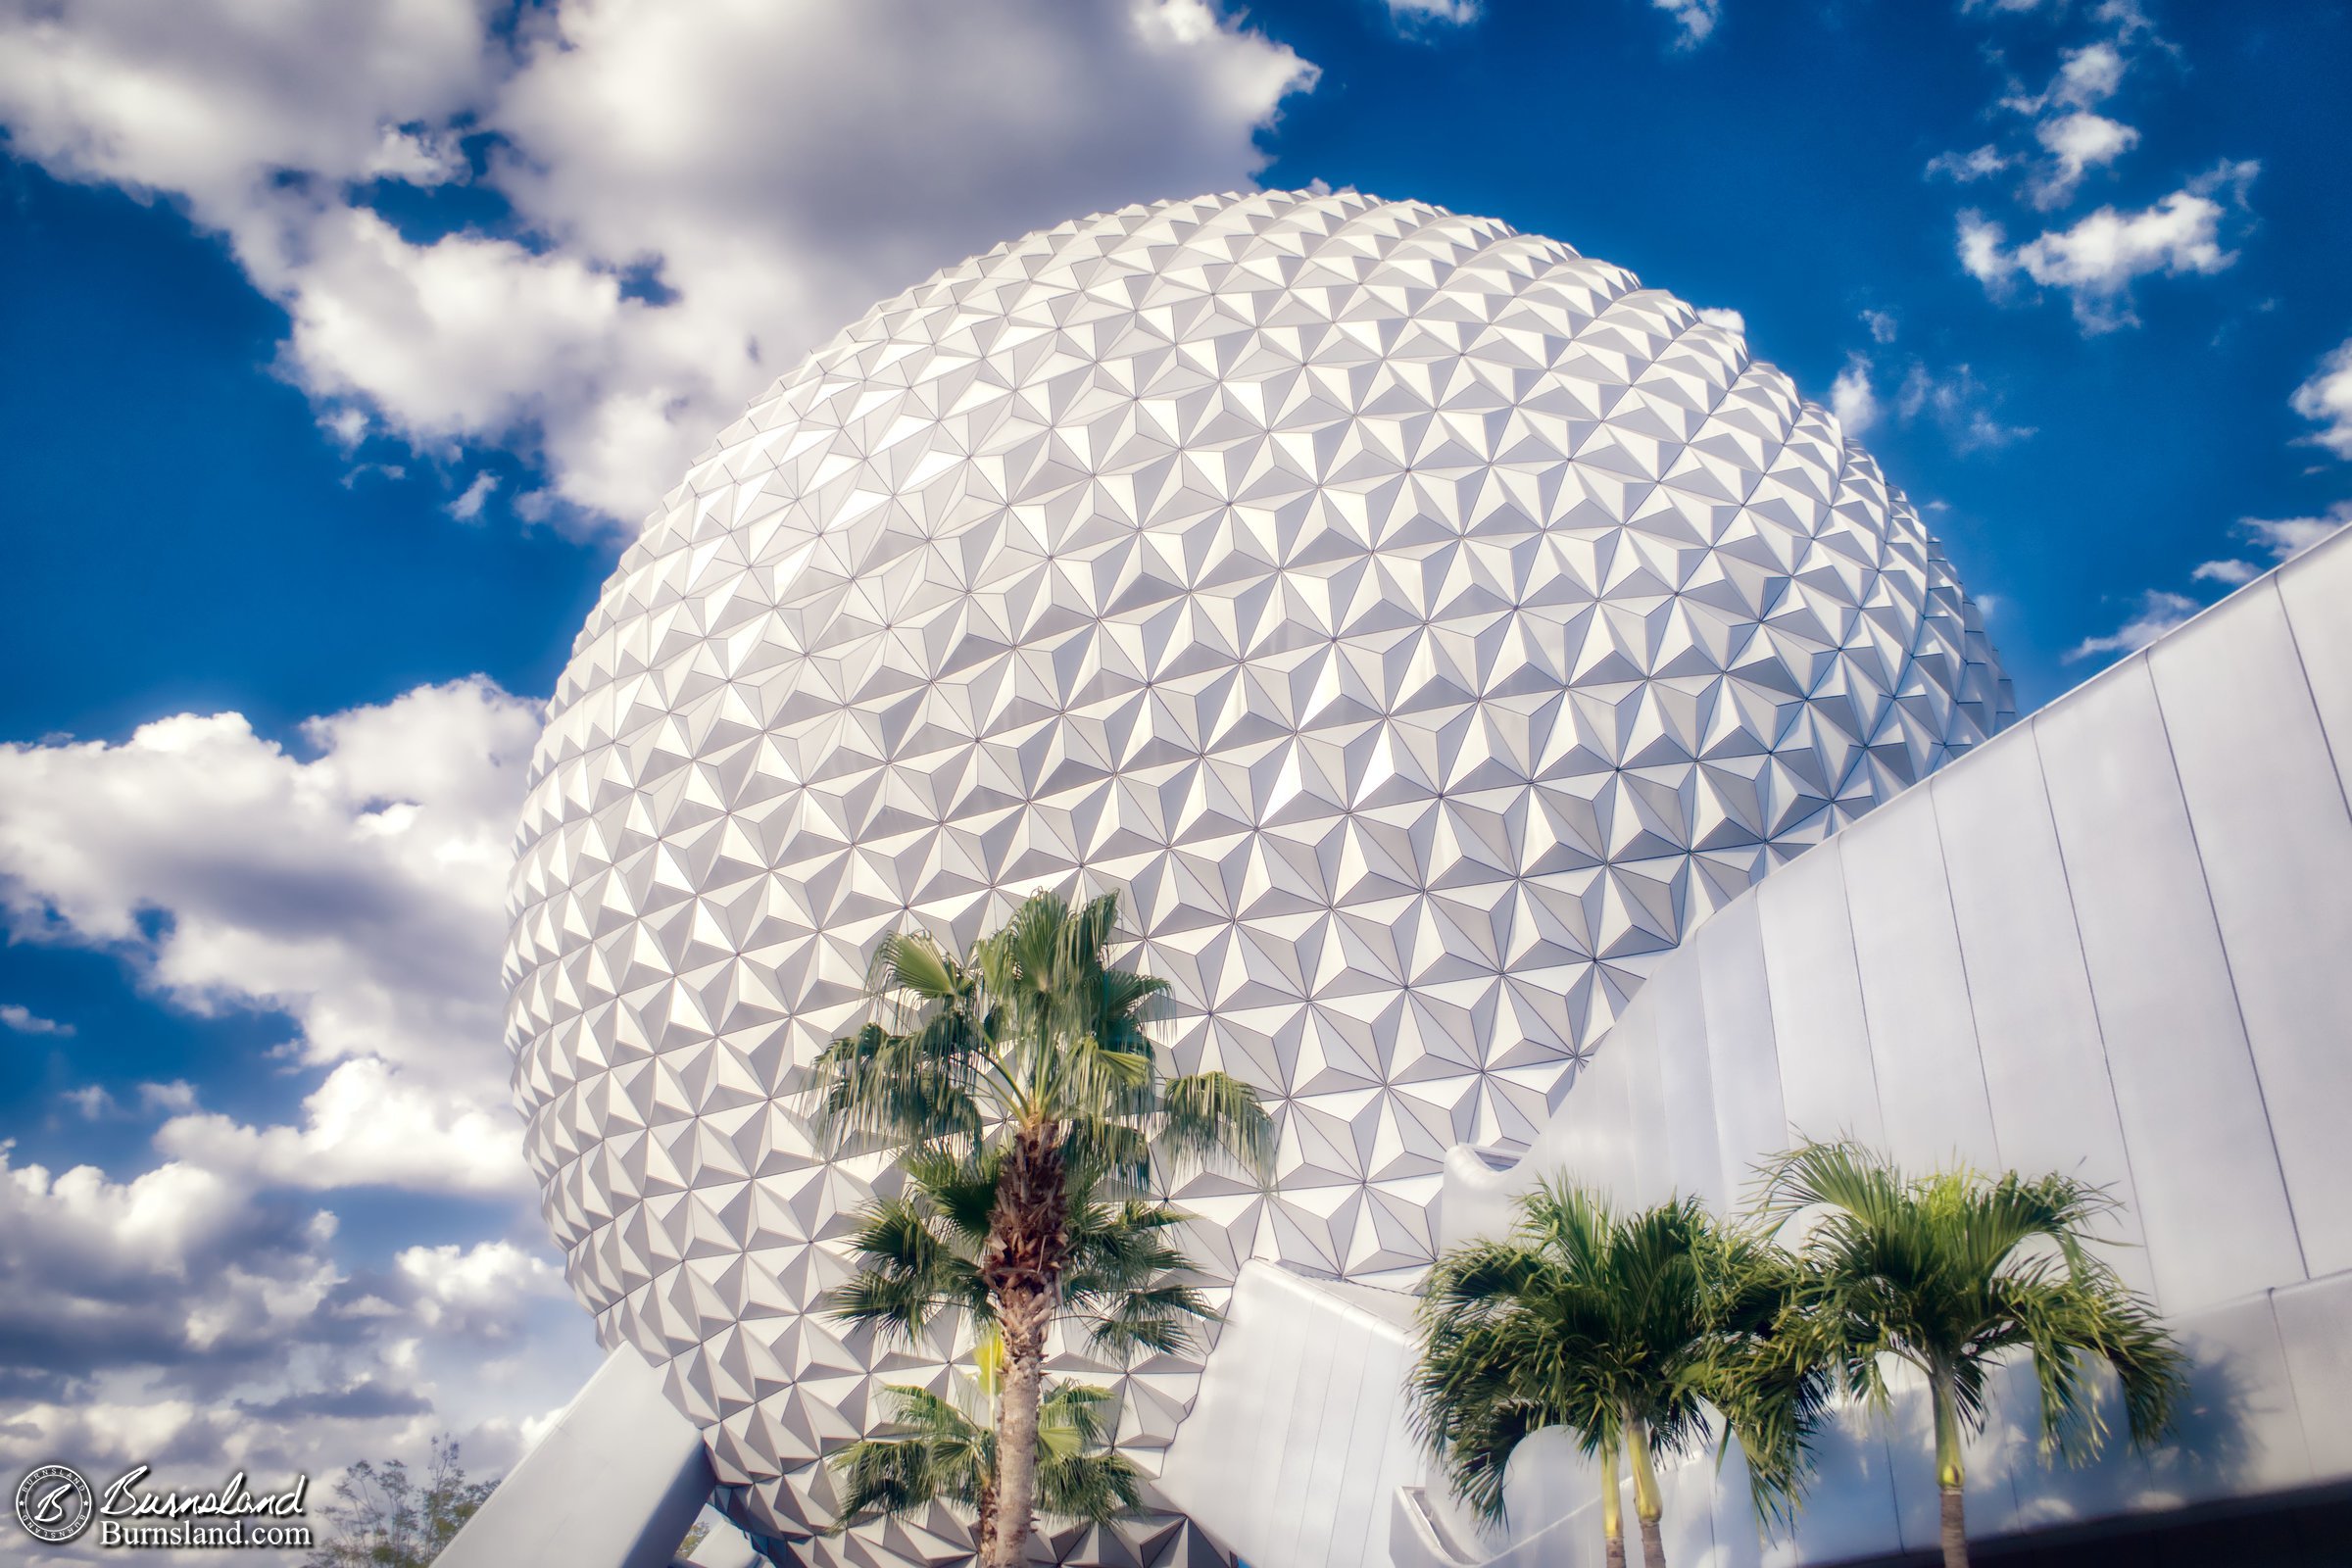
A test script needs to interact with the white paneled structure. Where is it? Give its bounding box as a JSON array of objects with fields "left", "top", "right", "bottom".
[
  {"left": 1410, "top": 527, "right": 2352, "bottom": 1565},
  {"left": 500, "top": 188, "right": 2011, "bottom": 1562}
]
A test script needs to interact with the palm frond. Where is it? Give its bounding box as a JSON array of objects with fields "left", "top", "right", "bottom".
[
  {"left": 829, "top": 1382, "right": 993, "bottom": 1532},
  {"left": 1157, "top": 1069, "right": 1276, "bottom": 1181},
  {"left": 830, "top": 1189, "right": 989, "bottom": 1343},
  {"left": 807, "top": 1018, "right": 986, "bottom": 1153}
]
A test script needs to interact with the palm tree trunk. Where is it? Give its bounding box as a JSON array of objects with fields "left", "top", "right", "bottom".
[
  {"left": 1624, "top": 1415, "right": 1666, "bottom": 1568},
  {"left": 989, "top": 1294, "right": 1049, "bottom": 1568},
  {"left": 1931, "top": 1369, "right": 1968, "bottom": 1568},
  {"left": 983, "top": 1125, "right": 1067, "bottom": 1568},
  {"left": 975, "top": 1476, "right": 998, "bottom": 1566},
  {"left": 1939, "top": 1485, "right": 1966, "bottom": 1568},
  {"left": 1600, "top": 1439, "right": 1627, "bottom": 1568}
]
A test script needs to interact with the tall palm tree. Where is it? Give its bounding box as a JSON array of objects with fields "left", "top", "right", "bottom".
[
  {"left": 829, "top": 1345, "right": 1144, "bottom": 1549},
  {"left": 1758, "top": 1143, "right": 2186, "bottom": 1568},
  {"left": 1410, "top": 1181, "right": 1824, "bottom": 1568},
  {"left": 811, "top": 890, "right": 1274, "bottom": 1568}
]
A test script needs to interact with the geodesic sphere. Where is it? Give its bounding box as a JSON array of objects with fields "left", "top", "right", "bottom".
[{"left": 502, "top": 189, "right": 2011, "bottom": 1560}]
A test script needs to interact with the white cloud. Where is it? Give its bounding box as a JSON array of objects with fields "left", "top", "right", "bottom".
[
  {"left": 447, "top": 471, "right": 500, "bottom": 522},
  {"left": 1694, "top": 306, "right": 1745, "bottom": 335},
  {"left": 158, "top": 1058, "right": 527, "bottom": 1196},
  {"left": 0, "top": 2, "right": 492, "bottom": 210},
  {"left": 2291, "top": 337, "right": 2352, "bottom": 460},
  {"left": 2067, "top": 589, "right": 2200, "bottom": 662},
  {"left": 0, "top": 678, "right": 540, "bottom": 1196},
  {"left": 396, "top": 1241, "right": 564, "bottom": 1339},
  {"left": 1385, "top": 0, "right": 1481, "bottom": 24},
  {"left": 0, "top": 678, "right": 611, "bottom": 1525},
  {"left": 1958, "top": 210, "right": 2011, "bottom": 286},
  {"left": 2029, "top": 110, "right": 2138, "bottom": 208},
  {"left": 1957, "top": 161, "right": 2259, "bottom": 331},
  {"left": 138, "top": 1080, "right": 198, "bottom": 1115},
  {"left": 2197, "top": 504, "right": 2352, "bottom": 585},
  {"left": 1927, "top": 144, "right": 2012, "bottom": 183},
  {"left": 61, "top": 1086, "right": 115, "bottom": 1119},
  {"left": 1862, "top": 309, "right": 1899, "bottom": 344},
  {"left": 1, "top": 1003, "right": 73, "bottom": 1036},
  {"left": 1831, "top": 355, "right": 1880, "bottom": 434},
  {"left": 0, "top": 1143, "right": 598, "bottom": 1540},
  {"left": 0, "top": 0, "right": 1318, "bottom": 532},
  {"left": 1649, "top": 0, "right": 1722, "bottom": 47},
  {"left": 0, "top": 1147, "right": 336, "bottom": 1368},
  {"left": 2094, "top": 0, "right": 2159, "bottom": 40},
  {"left": 2239, "top": 506, "right": 2352, "bottom": 561},
  {"left": 2004, "top": 40, "right": 2128, "bottom": 116},
  {"left": 1894, "top": 362, "right": 2035, "bottom": 452}
]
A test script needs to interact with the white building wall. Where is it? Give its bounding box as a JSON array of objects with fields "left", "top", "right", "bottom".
[{"left": 1169, "top": 531, "right": 2352, "bottom": 1567}]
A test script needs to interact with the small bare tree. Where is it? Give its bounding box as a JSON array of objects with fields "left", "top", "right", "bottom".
[{"left": 305, "top": 1435, "right": 496, "bottom": 1568}]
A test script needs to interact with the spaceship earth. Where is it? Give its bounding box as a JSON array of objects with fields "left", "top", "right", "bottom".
[{"left": 502, "top": 189, "right": 2012, "bottom": 1562}]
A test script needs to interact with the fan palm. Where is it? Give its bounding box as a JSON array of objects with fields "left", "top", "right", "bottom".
[
  {"left": 1410, "top": 1181, "right": 1825, "bottom": 1568},
  {"left": 830, "top": 1144, "right": 1223, "bottom": 1365},
  {"left": 1758, "top": 1143, "right": 2186, "bottom": 1568},
  {"left": 829, "top": 1346, "right": 1144, "bottom": 1549},
  {"left": 811, "top": 889, "right": 1273, "bottom": 1568}
]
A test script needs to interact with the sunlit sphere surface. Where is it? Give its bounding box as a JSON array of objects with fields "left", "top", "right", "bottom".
[{"left": 502, "top": 189, "right": 2011, "bottom": 1561}]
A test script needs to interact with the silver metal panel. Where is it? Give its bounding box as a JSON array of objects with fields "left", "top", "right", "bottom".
[
  {"left": 1871, "top": 1361, "right": 1941, "bottom": 1553},
  {"left": 1764, "top": 1407, "right": 1905, "bottom": 1566},
  {"left": 1609, "top": 985, "right": 1683, "bottom": 1209},
  {"left": 1701, "top": 1448, "right": 1771, "bottom": 1568},
  {"left": 2151, "top": 582, "right": 2352, "bottom": 1277},
  {"left": 1434, "top": 1145, "right": 1525, "bottom": 1258},
  {"left": 1928, "top": 725, "right": 2155, "bottom": 1297},
  {"left": 1268, "top": 1308, "right": 1344, "bottom": 1565},
  {"left": 1694, "top": 895, "right": 1787, "bottom": 1205},
  {"left": 1755, "top": 840, "right": 1886, "bottom": 1150},
  {"left": 1559, "top": 1025, "right": 1644, "bottom": 1204},
  {"left": 1323, "top": 1322, "right": 1421, "bottom": 1567},
  {"left": 1649, "top": 937, "right": 1727, "bottom": 1208},
  {"left": 437, "top": 1347, "right": 713, "bottom": 1568},
  {"left": 1954, "top": 1357, "right": 2029, "bottom": 1543},
  {"left": 1157, "top": 1262, "right": 1423, "bottom": 1568},
  {"left": 2278, "top": 522, "right": 2352, "bottom": 775},
  {"left": 1836, "top": 792, "right": 2000, "bottom": 1170},
  {"left": 1158, "top": 1261, "right": 1313, "bottom": 1561},
  {"left": 2141, "top": 1291, "right": 2311, "bottom": 1509},
  {"left": 1653, "top": 1448, "right": 1723, "bottom": 1568},
  {"left": 1495, "top": 1426, "right": 1602, "bottom": 1552},
  {"left": 2272, "top": 1269, "right": 2352, "bottom": 1479},
  {"left": 2034, "top": 660, "right": 2305, "bottom": 1315}
]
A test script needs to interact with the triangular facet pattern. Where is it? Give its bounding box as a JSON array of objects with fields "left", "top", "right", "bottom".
[{"left": 502, "top": 189, "right": 2013, "bottom": 1562}]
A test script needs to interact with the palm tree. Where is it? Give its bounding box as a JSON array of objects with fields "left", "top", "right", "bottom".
[
  {"left": 830, "top": 1143, "right": 1224, "bottom": 1369},
  {"left": 811, "top": 889, "right": 1274, "bottom": 1568},
  {"left": 829, "top": 1343, "right": 1144, "bottom": 1550},
  {"left": 1410, "top": 1181, "right": 1824, "bottom": 1568},
  {"left": 1758, "top": 1143, "right": 2186, "bottom": 1568}
]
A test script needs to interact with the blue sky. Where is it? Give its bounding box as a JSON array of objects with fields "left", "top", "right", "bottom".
[{"left": 1, "top": 0, "right": 2348, "bottom": 1547}]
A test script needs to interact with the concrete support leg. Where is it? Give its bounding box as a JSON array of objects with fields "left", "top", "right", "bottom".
[{"left": 436, "top": 1347, "right": 714, "bottom": 1568}]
